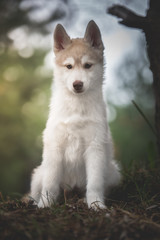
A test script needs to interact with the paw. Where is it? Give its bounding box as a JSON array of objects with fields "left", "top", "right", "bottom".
[
  {"left": 86, "top": 191, "right": 107, "bottom": 210},
  {"left": 38, "top": 200, "right": 46, "bottom": 208},
  {"left": 38, "top": 197, "right": 51, "bottom": 208},
  {"left": 89, "top": 201, "right": 107, "bottom": 211}
]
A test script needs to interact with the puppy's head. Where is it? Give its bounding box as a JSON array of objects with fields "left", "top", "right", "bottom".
[{"left": 53, "top": 20, "right": 104, "bottom": 95}]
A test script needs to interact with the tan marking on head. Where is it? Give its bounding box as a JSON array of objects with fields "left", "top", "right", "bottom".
[
  {"left": 55, "top": 38, "right": 104, "bottom": 67},
  {"left": 81, "top": 55, "right": 94, "bottom": 65}
]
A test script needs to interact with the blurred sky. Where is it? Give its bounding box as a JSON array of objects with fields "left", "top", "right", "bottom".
[{"left": 9, "top": 0, "right": 150, "bottom": 120}]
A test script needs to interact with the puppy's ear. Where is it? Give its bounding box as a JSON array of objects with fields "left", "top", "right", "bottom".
[
  {"left": 84, "top": 20, "right": 104, "bottom": 50},
  {"left": 54, "top": 24, "right": 71, "bottom": 53}
]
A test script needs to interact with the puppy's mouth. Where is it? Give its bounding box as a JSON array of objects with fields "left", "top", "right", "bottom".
[{"left": 73, "top": 89, "right": 84, "bottom": 94}]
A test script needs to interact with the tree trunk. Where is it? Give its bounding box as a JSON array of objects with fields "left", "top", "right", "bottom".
[{"left": 108, "top": 0, "right": 160, "bottom": 160}]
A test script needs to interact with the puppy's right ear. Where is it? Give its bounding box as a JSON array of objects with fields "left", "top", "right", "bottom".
[{"left": 54, "top": 24, "right": 71, "bottom": 53}]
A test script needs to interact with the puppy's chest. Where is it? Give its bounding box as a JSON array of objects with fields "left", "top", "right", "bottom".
[{"left": 53, "top": 115, "right": 96, "bottom": 159}]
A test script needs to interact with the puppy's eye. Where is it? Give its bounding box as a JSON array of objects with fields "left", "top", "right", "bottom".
[
  {"left": 84, "top": 63, "right": 92, "bottom": 69},
  {"left": 66, "top": 64, "right": 72, "bottom": 69}
]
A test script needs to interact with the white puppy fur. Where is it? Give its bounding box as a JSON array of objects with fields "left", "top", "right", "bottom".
[{"left": 30, "top": 20, "right": 121, "bottom": 209}]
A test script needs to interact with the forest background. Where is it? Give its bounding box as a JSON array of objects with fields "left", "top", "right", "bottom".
[{"left": 0, "top": 0, "right": 156, "bottom": 197}]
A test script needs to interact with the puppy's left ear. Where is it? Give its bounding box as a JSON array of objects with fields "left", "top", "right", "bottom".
[{"left": 84, "top": 20, "right": 104, "bottom": 50}]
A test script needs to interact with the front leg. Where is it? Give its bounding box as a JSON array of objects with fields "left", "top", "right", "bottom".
[
  {"left": 85, "top": 145, "right": 107, "bottom": 210},
  {"left": 38, "top": 148, "right": 63, "bottom": 208}
]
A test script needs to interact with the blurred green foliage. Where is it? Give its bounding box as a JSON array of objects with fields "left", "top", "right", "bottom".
[
  {"left": 0, "top": 48, "right": 52, "bottom": 195},
  {"left": 110, "top": 105, "right": 156, "bottom": 171}
]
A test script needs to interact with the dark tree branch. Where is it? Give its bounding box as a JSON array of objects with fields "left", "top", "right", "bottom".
[
  {"left": 107, "top": 5, "right": 148, "bottom": 30},
  {"left": 107, "top": 1, "right": 160, "bottom": 160}
]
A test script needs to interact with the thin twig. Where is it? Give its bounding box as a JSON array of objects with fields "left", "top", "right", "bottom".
[{"left": 132, "top": 100, "right": 157, "bottom": 137}]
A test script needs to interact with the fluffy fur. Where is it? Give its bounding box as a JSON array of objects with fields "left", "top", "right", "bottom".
[{"left": 30, "top": 20, "right": 121, "bottom": 209}]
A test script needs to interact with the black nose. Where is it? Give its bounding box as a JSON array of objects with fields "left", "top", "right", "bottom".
[{"left": 73, "top": 80, "right": 83, "bottom": 92}]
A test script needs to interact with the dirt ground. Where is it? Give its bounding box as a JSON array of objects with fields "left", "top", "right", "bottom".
[{"left": 0, "top": 169, "right": 160, "bottom": 240}]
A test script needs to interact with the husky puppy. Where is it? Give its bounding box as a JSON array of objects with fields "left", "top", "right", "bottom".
[{"left": 30, "top": 20, "right": 121, "bottom": 209}]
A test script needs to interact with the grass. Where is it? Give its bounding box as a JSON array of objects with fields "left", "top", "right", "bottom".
[{"left": 0, "top": 168, "right": 160, "bottom": 240}]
